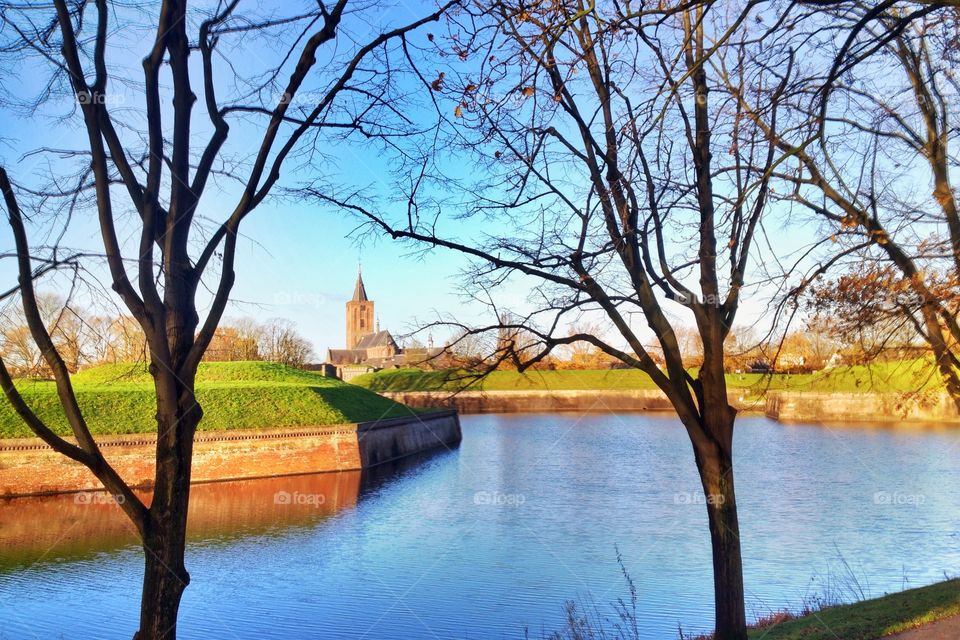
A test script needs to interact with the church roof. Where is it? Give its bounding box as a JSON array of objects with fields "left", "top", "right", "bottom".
[
  {"left": 326, "top": 348, "right": 367, "bottom": 365},
  {"left": 352, "top": 271, "right": 369, "bottom": 302},
  {"left": 355, "top": 330, "right": 397, "bottom": 350}
]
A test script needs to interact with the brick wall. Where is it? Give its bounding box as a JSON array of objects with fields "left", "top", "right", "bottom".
[{"left": 0, "top": 411, "right": 461, "bottom": 498}]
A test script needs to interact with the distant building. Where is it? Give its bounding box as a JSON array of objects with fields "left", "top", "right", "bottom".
[
  {"left": 345, "top": 272, "right": 375, "bottom": 350},
  {"left": 325, "top": 270, "right": 442, "bottom": 380}
]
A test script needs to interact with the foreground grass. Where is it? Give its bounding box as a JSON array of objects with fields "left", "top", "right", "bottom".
[
  {"left": 746, "top": 578, "right": 960, "bottom": 639},
  {"left": 353, "top": 359, "right": 943, "bottom": 396},
  {"left": 0, "top": 361, "right": 415, "bottom": 438},
  {"left": 549, "top": 577, "right": 959, "bottom": 640}
]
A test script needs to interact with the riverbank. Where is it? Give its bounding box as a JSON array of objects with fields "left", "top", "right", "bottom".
[
  {"left": 353, "top": 360, "right": 943, "bottom": 394},
  {"left": 356, "top": 362, "right": 960, "bottom": 425},
  {"left": 743, "top": 578, "right": 960, "bottom": 639},
  {"left": 381, "top": 389, "right": 960, "bottom": 426},
  {"left": 383, "top": 389, "right": 759, "bottom": 414}
]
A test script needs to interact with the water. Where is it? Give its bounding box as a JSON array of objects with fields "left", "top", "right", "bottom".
[{"left": 1, "top": 413, "right": 959, "bottom": 639}]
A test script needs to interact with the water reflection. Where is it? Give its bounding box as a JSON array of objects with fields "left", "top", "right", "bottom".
[
  {"left": 4, "top": 473, "right": 356, "bottom": 573},
  {"left": 0, "top": 446, "right": 458, "bottom": 573},
  {"left": 0, "top": 415, "right": 958, "bottom": 640}
]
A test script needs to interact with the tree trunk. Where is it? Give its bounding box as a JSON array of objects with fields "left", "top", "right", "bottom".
[
  {"left": 693, "top": 413, "right": 747, "bottom": 640},
  {"left": 133, "top": 398, "right": 198, "bottom": 640},
  {"left": 134, "top": 527, "right": 189, "bottom": 640}
]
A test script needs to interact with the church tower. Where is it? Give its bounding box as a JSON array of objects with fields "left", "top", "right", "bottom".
[{"left": 346, "top": 269, "right": 375, "bottom": 348}]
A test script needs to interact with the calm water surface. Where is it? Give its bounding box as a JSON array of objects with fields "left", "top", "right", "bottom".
[{"left": 1, "top": 413, "right": 959, "bottom": 639}]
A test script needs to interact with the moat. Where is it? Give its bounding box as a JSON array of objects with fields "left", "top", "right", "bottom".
[{"left": 1, "top": 413, "right": 959, "bottom": 639}]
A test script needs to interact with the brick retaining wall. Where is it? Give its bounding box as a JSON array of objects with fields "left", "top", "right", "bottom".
[
  {"left": 383, "top": 390, "right": 761, "bottom": 414},
  {"left": 386, "top": 390, "right": 960, "bottom": 426},
  {"left": 0, "top": 410, "right": 461, "bottom": 498}
]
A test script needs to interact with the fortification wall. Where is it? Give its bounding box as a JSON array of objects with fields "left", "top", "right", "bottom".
[
  {"left": 385, "top": 389, "right": 960, "bottom": 426},
  {"left": 764, "top": 391, "right": 960, "bottom": 425},
  {"left": 382, "top": 390, "right": 761, "bottom": 414},
  {"left": 0, "top": 410, "right": 461, "bottom": 498}
]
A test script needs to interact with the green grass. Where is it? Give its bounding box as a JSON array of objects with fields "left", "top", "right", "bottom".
[
  {"left": 748, "top": 578, "right": 960, "bottom": 639},
  {"left": 0, "top": 361, "right": 416, "bottom": 438},
  {"left": 353, "top": 359, "right": 944, "bottom": 396}
]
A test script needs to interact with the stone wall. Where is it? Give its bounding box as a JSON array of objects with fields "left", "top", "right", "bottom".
[
  {"left": 356, "top": 412, "right": 462, "bottom": 467},
  {"left": 0, "top": 410, "right": 461, "bottom": 498},
  {"left": 765, "top": 391, "right": 960, "bottom": 425},
  {"left": 386, "top": 389, "right": 960, "bottom": 426},
  {"left": 383, "top": 389, "right": 762, "bottom": 414}
]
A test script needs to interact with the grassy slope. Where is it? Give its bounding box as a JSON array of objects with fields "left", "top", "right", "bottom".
[
  {"left": 353, "top": 359, "right": 943, "bottom": 396},
  {"left": 748, "top": 578, "right": 960, "bottom": 639},
  {"left": 0, "top": 361, "right": 415, "bottom": 438}
]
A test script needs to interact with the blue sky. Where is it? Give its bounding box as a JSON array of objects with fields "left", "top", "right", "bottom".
[
  {"left": 0, "top": 126, "right": 477, "bottom": 357},
  {"left": 0, "top": 1, "right": 491, "bottom": 357},
  {"left": 0, "top": 1, "right": 841, "bottom": 361}
]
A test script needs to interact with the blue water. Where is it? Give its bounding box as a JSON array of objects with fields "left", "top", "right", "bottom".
[{"left": 1, "top": 413, "right": 959, "bottom": 639}]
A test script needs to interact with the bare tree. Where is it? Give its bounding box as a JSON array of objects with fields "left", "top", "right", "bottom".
[
  {"left": 327, "top": 3, "right": 809, "bottom": 637},
  {"left": 0, "top": 292, "right": 93, "bottom": 375},
  {"left": 675, "top": 325, "right": 706, "bottom": 369},
  {"left": 556, "top": 321, "right": 615, "bottom": 368},
  {"left": 742, "top": 6, "right": 960, "bottom": 407},
  {"left": 203, "top": 317, "right": 267, "bottom": 362},
  {"left": 258, "top": 317, "right": 314, "bottom": 367},
  {"left": 0, "top": 1, "right": 452, "bottom": 638}
]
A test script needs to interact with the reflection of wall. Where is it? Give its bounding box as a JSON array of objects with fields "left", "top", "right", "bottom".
[
  {"left": 0, "top": 471, "right": 362, "bottom": 570},
  {"left": 0, "top": 411, "right": 461, "bottom": 497},
  {"left": 0, "top": 447, "right": 459, "bottom": 572}
]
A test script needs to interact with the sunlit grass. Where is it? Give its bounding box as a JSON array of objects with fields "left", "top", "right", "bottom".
[
  {"left": 0, "top": 362, "right": 415, "bottom": 438},
  {"left": 748, "top": 578, "right": 960, "bottom": 639},
  {"left": 352, "top": 358, "right": 944, "bottom": 396}
]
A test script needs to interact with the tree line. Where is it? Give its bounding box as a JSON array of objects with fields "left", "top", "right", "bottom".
[{"left": 0, "top": 293, "right": 314, "bottom": 377}]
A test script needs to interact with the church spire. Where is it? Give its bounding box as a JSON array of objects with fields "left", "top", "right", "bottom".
[
  {"left": 352, "top": 266, "right": 368, "bottom": 302},
  {"left": 346, "top": 265, "right": 374, "bottom": 348}
]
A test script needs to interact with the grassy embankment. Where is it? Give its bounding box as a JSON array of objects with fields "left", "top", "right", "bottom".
[
  {"left": 744, "top": 577, "right": 960, "bottom": 639},
  {"left": 353, "top": 358, "right": 943, "bottom": 397},
  {"left": 0, "top": 361, "right": 416, "bottom": 439}
]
